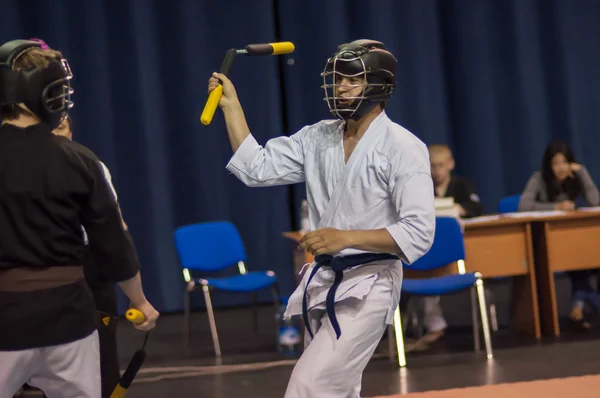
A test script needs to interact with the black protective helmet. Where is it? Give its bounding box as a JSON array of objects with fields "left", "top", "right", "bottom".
[
  {"left": 0, "top": 39, "right": 73, "bottom": 129},
  {"left": 321, "top": 39, "right": 396, "bottom": 120}
]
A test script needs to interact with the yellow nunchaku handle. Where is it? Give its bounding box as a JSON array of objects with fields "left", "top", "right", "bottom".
[
  {"left": 200, "top": 84, "right": 223, "bottom": 126},
  {"left": 110, "top": 384, "right": 127, "bottom": 398},
  {"left": 125, "top": 308, "right": 145, "bottom": 325},
  {"left": 266, "top": 41, "right": 295, "bottom": 55}
]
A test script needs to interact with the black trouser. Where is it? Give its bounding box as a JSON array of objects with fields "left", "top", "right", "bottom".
[
  {"left": 92, "top": 283, "right": 121, "bottom": 398},
  {"left": 567, "top": 269, "right": 600, "bottom": 312},
  {"left": 569, "top": 270, "right": 595, "bottom": 296}
]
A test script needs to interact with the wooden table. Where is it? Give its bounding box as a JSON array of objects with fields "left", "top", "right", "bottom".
[
  {"left": 530, "top": 210, "right": 600, "bottom": 337},
  {"left": 461, "top": 217, "right": 540, "bottom": 339},
  {"left": 283, "top": 216, "right": 542, "bottom": 339}
]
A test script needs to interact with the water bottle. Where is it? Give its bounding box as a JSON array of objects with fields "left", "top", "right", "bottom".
[
  {"left": 300, "top": 199, "right": 310, "bottom": 232},
  {"left": 275, "top": 305, "right": 302, "bottom": 356}
]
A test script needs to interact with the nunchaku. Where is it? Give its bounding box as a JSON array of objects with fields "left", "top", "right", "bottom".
[
  {"left": 109, "top": 309, "right": 149, "bottom": 398},
  {"left": 200, "top": 41, "right": 295, "bottom": 126}
]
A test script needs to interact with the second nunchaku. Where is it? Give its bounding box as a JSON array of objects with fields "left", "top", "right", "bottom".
[{"left": 109, "top": 308, "right": 150, "bottom": 398}]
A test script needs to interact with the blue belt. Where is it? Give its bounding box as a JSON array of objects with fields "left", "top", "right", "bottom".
[{"left": 302, "top": 252, "right": 398, "bottom": 340}]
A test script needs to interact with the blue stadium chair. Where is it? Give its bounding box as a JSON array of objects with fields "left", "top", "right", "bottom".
[
  {"left": 391, "top": 217, "right": 494, "bottom": 367},
  {"left": 498, "top": 194, "right": 521, "bottom": 214},
  {"left": 174, "top": 221, "right": 279, "bottom": 357}
]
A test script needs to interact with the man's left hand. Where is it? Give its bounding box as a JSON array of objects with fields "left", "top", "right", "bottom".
[{"left": 299, "top": 228, "right": 350, "bottom": 256}]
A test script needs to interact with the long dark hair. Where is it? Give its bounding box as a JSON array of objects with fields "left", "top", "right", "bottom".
[{"left": 541, "top": 141, "right": 582, "bottom": 202}]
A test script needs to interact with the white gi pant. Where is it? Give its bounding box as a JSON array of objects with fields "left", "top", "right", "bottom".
[
  {"left": 284, "top": 272, "right": 392, "bottom": 398},
  {"left": 422, "top": 296, "right": 447, "bottom": 333},
  {"left": 0, "top": 331, "right": 101, "bottom": 398}
]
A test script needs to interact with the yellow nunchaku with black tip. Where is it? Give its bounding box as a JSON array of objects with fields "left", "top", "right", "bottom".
[
  {"left": 200, "top": 41, "right": 295, "bottom": 126},
  {"left": 109, "top": 309, "right": 148, "bottom": 398}
]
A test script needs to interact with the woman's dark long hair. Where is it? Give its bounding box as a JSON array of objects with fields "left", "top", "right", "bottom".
[{"left": 541, "top": 141, "right": 582, "bottom": 202}]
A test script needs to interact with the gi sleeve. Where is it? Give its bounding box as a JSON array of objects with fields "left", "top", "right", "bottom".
[
  {"left": 80, "top": 161, "right": 140, "bottom": 282},
  {"left": 226, "top": 126, "right": 309, "bottom": 187},
  {"left": 385, "top": 141, "right": 436, "bottom": 264},
  {"left": 576, "top": 166, "right": 600, "bottom": 206}
]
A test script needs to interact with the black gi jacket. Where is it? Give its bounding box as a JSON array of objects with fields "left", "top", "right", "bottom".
[{"left": 0, "top": 122, "right": 140, "bottom": 350}]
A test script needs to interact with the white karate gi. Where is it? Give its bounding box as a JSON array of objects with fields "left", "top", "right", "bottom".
[
  {"left": 1, "top": 332, "right": 100, "bottom": 398},
  {"left": 226, "top": 111, "right": 435, "bottom": 397}
]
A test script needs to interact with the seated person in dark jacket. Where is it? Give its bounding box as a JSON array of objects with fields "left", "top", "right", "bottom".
[
  {"left": 429, "top": 144, "right": 483, "bottom": 218},
  {"left": 519, "top": 141, "right": 600, "bottom": 330}
]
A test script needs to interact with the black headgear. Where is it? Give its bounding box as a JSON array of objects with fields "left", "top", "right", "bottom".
[
  {"left": 0, "top": 39, "right": 73, "bottom": 129},
  {"left": 321, "top": 39, "right": 396, "bottom": 120}
]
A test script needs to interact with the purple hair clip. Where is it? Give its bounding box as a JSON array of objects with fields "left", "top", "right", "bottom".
[{"left": 29, "top": 38, "right": 50, "bottom": 50}]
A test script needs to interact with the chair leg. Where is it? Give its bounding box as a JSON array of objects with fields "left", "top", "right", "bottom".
[
  {"left": 475, "top": 277, "right": 494, "bottom": 360},
  {"left": 202, "top": 285, "right": 222, "bottom": 357},
  {"left": 406, "top": 298, "right": 422, "bottom": 338},
  {"left": 184, "top": 287, "right": 191, "bottom": 353},
  {"left": 470, "top": 288, "right": 481, "bottom": 352},
  {"left": 271, "top": 287, "right": 281, "bottom": 349},
  {"left": 271, "top": 284, "right": 282, "bottom": 307},
  {"left": 490, "top": 304, "right": 499, "bottom": 332},
  {"left": 393, "top": 307, "right": 407, "bottom": 367},
  {"left": 411, "top": 311, "right": 421, "bottom": 338},
  {"left": 387, "top": 324, "right": 395, "bottom": 361},
  {"left": 485, "top": 286, "right": 499, "bottom": 332},
  {"left": 253, "top": 292, "right": 259, "bottom": 336},
  {"left": 401, "top": 313, "right": 409, "bottom": 334}
]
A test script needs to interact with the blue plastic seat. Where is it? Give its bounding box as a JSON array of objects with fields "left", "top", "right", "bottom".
[
  {"left": 174, "top": 221, "right": 279, "bottom": 357},
  {"left": 391, "top": 216, "right": 494, "bottom": 367},
  {"left": 204, "top": 272, "right": 277, "bottom": 292},
  {"left": 498, "top": 194, "right": 521, "bottom": 214},
  {"left": 402, "top": 273, "right": 479, "bottom": 296}
]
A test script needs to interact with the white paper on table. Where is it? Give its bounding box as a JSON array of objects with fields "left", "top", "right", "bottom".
[
  {"left": 459, "top": 215, "right": 502, "bottom": 225},
  {"left": 499, "top": 210, "right": 567, "bottom": 218},
  {"left": 576, "top": 206, "right": 600, "bottom": 212}
]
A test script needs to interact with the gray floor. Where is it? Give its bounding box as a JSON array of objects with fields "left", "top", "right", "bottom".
[
  {"left": 127, "top": 342, "right": 600, "bottom": 398},
  {"left": 113, "top": 304, "right": 600, "bottom": 398}
]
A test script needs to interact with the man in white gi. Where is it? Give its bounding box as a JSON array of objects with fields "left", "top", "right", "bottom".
[{"left": 208, "top": 39, "right": 435, "bottom": 397}]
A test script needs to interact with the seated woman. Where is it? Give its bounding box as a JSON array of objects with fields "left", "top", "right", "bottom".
[{"left": 519, "top": 141, "right": 600, "bottom": 330}]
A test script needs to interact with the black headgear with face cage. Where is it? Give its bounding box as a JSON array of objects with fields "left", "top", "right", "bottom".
[
  {"left": 321, "top": 39, "right": 396, "bottom": 120},
  {"left": 0, "top": 39, "right": 73, "bottom": 129}
]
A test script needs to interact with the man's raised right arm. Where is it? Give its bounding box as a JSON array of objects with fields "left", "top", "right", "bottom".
[{"left": 209, "top": 72, "right": 306, "bottom": 187}]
